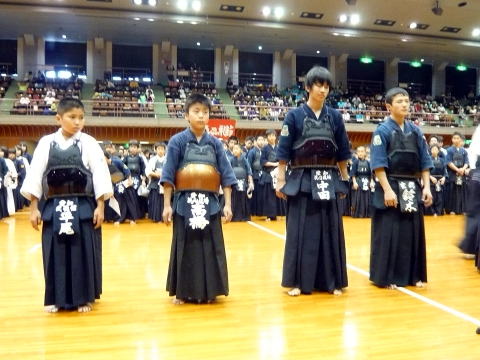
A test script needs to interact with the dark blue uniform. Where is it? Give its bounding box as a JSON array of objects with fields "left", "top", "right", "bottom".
[
  {"left": 247, "top": 147, "right": 264, "bottom": 216},
  {"left": 350, "top": 158, "right": 373, "bottom": 218},
  {"left": 161, "top": 128, "right": 237, "bottom": 302},
  {"left": 0, "top": 157, "right": 8, "bottom": 219},
  {"left": 370, "top": 117, "right": 433, "bottom": 287},
  {"left": 230, "top": 153, "right": 252, "bottom": 222},
  {"left": 424, "top": 155, "right": 447, "bottom": 216},
  {"left": 445, "top": 146, "right": 468, "bottom": 214},
  {"left": 122, "top": 154, "right": 145, "bottom": 221},
  {"left": 105, "top": 158, "right": 131, "bottom": 222},
  {"left": 260, "top": 144, "right": 286, "bottom": 218},
  {"left": 277, "top": 103, "right": 351, "bottom": 294}
]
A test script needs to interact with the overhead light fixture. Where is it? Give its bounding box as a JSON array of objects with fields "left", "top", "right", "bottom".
[
  {"left": 147, "top": 18, "right": 154, "bottom": 21},
  {"left": 401, "top": 38, "right": 408, "bottom": 42},
  {"left": 458, "top": 1, "right": 467, "bottom": 6},
  {"left": 258, "top": 45, "right": 263, "bottom": 50},
  {"left": 176, "top": 20, "right": 184, "bottom": 23},
  {"left": 133, "top": 0, "right": 142, "bottom": 5},
  {"left": 410, "top": 60, "right": 422, "bottom": 67},
  {"left": 432, "top": 0, "right": 443, "bottom": 16},
  {"left": 350, "top": 14, "right": 360, "bottom": 25},
  {"left": 421, "top": 58, "right": 425, "bottom": 62},
  {"left": 345, "top": 0, "right": 357, "bottom": 4},
  {"left": 148, "top": 0, "right": 157, "bottom": 5},
  {"left": 192, "top": 0, "right": 201, "bottom": 11},
  {"left": 339, "top": 14, "right": 348, "bottom": 23},
  {"left": 316, "top": 50, "right": 320, "bottom": 54},
  {"left": 360, "top": 56, "right": 373, "bottom": 64},
  {"left": 472, "top": 28, "right": 480, "bottom": 37},
  {"left": 456, "top": 64, "right": 467, "bottom": 71},
  {"left": 274, "top": 6, "right": 285, "bottom": 18},
  {"left": 409, "top": 22, "right": 417, "bottom": 29},
  {"left": 177, "top": 0, "right": 188, "bottom": 11},
  {"left": 190, "top": 21, "right": 198, "bottom": 25},
  {"left": 333, "top": 32, "right": 339, "bottom": 36},
  {"left": 133, "top": 17, "right": 141, "bottom": 20},
  {"left": 262, "top": 6, "right": 271, "bottom": 17},
  {"left": 343, "top": 33, "right": 352, "bottom": 37},
  {"left": 62, "top": 34, "right": 67, "bottom": 39},
  {"left": 196, "top": 42, "right": 201, "bottom": 46}
]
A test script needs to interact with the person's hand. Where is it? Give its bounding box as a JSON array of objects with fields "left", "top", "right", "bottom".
[
  {"left": 422, "top": 187, "right": 433, "bottom": 207},
  {"left": 430, "top": 177, "right": 437, "bottom": 185},
  {"left": 30, "top": 209, "right": 42, "bottom": 230},
  {"left": 384, "top": 188, "right": 398, "bottom": 207},
  {"left": 352, "top": 182, "right": 359, "bottom": 190},
  {"left": 163, "top": 205, "right": 173, "bottom": 225},
  {"left": 93, "top": 206, "right": 104, "bottom": 229},
  {"left": 222, "top": 205, "right": 233, "bottom": 223},
  {"left": 275, "top": 178, "right": 287, "bottom": 200},
  {"left": 439, "top": 177, "right": 445, "bottom": 185}
]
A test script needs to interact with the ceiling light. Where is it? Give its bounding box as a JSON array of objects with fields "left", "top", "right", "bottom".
[
  {"left": 177, "top": 20, "right": 184, "bottom": 24},
  {"left": 133, "top": 17, "right": 141, "bottom": 20},
  {"left": 177, "top": 0, "right": 188, "bottom": 11},
  {"left": 262, "top": 6, "right": 271, "bottom": 17},
  {"left": 133, "top": 0, "right": 142, "bottom": 5},
  {"left": 192, "top": 0, "right": 201, "bottom": 11},
  {"left": 333, "top": 32, "right": 339, "bottom": 36},
  {"left": 190, "top": 21, "right": 198, "bottom": 25},
  {"left": 258, "top": 45, "right": 263, "bottom": 50},
  {"left": 147, "top": 18, "right": 154, "bottom": 21},
  {"left": 196, "top": 42, "right": 201, "bottom": 46},
  {"left": 62, "top": 34, "right": 67, "bottom": 39},
  {"left": 432, "top": 0, "right": 443, "bottom": 16},
  {"left": 339, "top": 14, "right": 348, "bottom": 23},
  {"left": 421, "top": 58, "right": 425, "bottom": 62},
  {"left": 274, "top": 6, "right": 285, "bottom": 18},
  {"left": 410, "top": 60, "right": 422, "bottom": 67},
  {"left": 148, "top": 0, "right": 157, "bottom": 5},
  {"left": 350, "top": 14, "right": 360, "bottom": 25},
  {"left": 316, "top": 50, "right": 320, "bottom": 54},
  {"left": 409, "top": 22, "right": 417, "bottom": 29},
  {"left": 473, "top": 28, "right": 480, "bottom": 37},
  {"left": 344, "top": 33, "right": 352, "bottom": 37},
  {"left": 401, "top": 38, "right": 408, "bottom": 42}
]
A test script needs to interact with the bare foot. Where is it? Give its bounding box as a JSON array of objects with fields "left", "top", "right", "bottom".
[
  {"left": 387, "top": 284, "right": 398, "bottom": 290},
  {"left": 114, "top": 221, "right": 120, "bottom": 226},
  {"left": 463, "top": 254, "right": 475, "bottom": 260},
  {"left": 172, "top": 298, "right": 185, "bottom": 305},
  {"left": 44, "top": 305, "right": 59, "bottom": 313},
  {"left": 78, "top": 303, "right": 93, "bottom": 313},
  {"left": 415, "top": 281, "right": 426, "bottom": 288},
  {"left": 287, "top": 288, "right": 301, "bottom": 296},
  {"left": 130, "top": 220, "right": 136, "bottom": 225},
  {"left": 333, "top": 289, "right": 343, "bottom": 296}
]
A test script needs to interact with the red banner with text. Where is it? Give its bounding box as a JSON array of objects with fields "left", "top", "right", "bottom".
[{"left": 206, "top": 118, "right": 236, "bottom": 140}]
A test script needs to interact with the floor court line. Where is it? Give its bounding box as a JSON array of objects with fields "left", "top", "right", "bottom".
[
  {"left": 28, "top": 243, "right": 42, "bottom": 254},
  {"left": 246, "top": 220, "right": 480, "bottom": 328}
]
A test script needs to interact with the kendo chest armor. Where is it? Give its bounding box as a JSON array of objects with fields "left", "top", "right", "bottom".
[
  {"left": 149, "top": 158, "right": 164, "bottom": 190},
  {"left": 108, "top": 162, "right": 125, "bottom": 184},
  {"left": 231, "top": 157, "right": 247, "bottom": 180},
  {"left": 452, "top": 149, "right": 465, "bottom": 168},
  {"left": 431, "top": 158, "right": 444, "bottom": 178},
  {"left": 175, "top": 142, "right": 220, "bottom": 193},
  {"left": 42, "top": 140, "right": 94, "bottom": 199},
  {"left": 263, "top": 146, "right": 277, "bottom": 173},
  {"left": 357, "top": 159, "right": 370, "bottom": 176},
  {"left": 252, "top": 149, "right": 262, "bottom": 172},
  {"left": 125, "top": 155, "right": 141, "bottom": 175},
  {"left": 387, "top": 130, "right": 421, "bottom": 178},
  {"left": 291, "top": 108, "right": 338, "bottom": 168}
]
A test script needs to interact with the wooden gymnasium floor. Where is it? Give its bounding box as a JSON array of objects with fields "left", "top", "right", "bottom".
[{"left": 1, "top": 211, "right": 480, "bottom": 360}]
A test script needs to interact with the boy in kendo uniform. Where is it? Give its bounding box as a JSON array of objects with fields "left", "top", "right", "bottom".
[
  {"left": 21, "top": 98, "right": 112, "bottom": 313},
  {"left": 104, "top": 151, "right": 131, "bottom": 223},
  {"left": 230, "top": 143, "right": 254, "bottom": 221},
  {"left": 247, "top": 135, "right": 265, "bottom": 216},
  {"left": 122, "top": 139, "right": 145, "bottom": 223},
  {"left": 445, "top": 132, "right": 469, "bottom": 215},
  {"left": 350, "top": 146, "right": 374, "bottom": 218},
  {"left": 369, "top": 88, "right": 433, "bottom": 289},
  {"left": 146, "top": 142, "right": 166, "bottom": 223},
  {"left": 275, "top": 66, "right": 351, "bottom": 296},
  {"left": 424, "top": 145, "right": 447, "bottom": 216},
  {"left": 161, "top": 94, "right": 237, "bottom": 304}
]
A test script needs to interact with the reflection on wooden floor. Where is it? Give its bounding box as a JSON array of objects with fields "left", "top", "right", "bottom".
[{"left": 1, "top": 211, "right": 480, "bottom": 359}]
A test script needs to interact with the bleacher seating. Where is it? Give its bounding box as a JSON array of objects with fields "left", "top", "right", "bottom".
[{"left": 164, "top": 81, "right": 227, "bottom": 119}]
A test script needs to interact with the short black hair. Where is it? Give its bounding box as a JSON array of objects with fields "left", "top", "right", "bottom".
[
  {"left": 385, "top": 87, "right": 409, "bottom": 105},
  {"left": 437, "top": 135, "right": 444, "bottom": 142},
  {"left": 265, "top": 129, "right": 277, "bottom": 137},
  {"left": 57, "top": 98, "right": 84, "bottom": 115},
  {"left": 305, "top": 66, "right": 333, "bottom": 89},
  {"left": 245, "top": 136, "right": 255, "bottom": 142},
  {"left": 184, "top": 93, "right": 211, "bottom": 114},
  {"left": 255, "top": 134, "right": 265, "bottom": 141},
  {"left": 430, "top": 144, "right": 440, "bottom": 152},
  {"left": 129, "top": 139, "right": 139, "bottom": 146},
  {"left": 154, "top": 142, "right": 166, "bottom": 150},
  {"left": 103, "top": 150, "right": 111, "bottom": 159},
  {"left": 452, "top": 132, "right": 465, "bottom": 140},
  {"left": 228, "top": 136, "right": 239, "bottom": 143},
  {"left": 429, "top": 135, "right": 439, "bottom": 142}
]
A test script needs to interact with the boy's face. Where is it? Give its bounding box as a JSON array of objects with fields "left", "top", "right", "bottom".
[
  {"left": 56, "top": 107, "right": 85, "bottom": 138},
  {"left": 245, "top": 139, "right": 253, "bottom": 149},
  {"left": 357, "top": 147, "right": 366, "bottom": 159},
  {"left": 129, "top": 145, "right": 139, "bottom": 155},
  {"left": 233, "top": 145, "right": 242, "bottom": 157},
  {"left": 306, "top": 82, "right": 330, "bottom": 103},
  {"left": 8, "top": 152, "right": 15, "bottom": 160},
  {"left": 256, "top": 137, "right": 265, "bottom": 148},
  {"left": 267, "top": 133, "right": 276, "bottom": 144},
  {"left": 228, "top": 140, "right": 237, "bottom": 151},
  {"left": 452, "top": 135, "right": 461, "bottom": 146},
  {"left": 156, "top": 146, "right": 166, "bottom": 157},
  {"left": 431, "top": 146, "right": 439, "bottom": 157},
  {"left": 16, "top": 149, "right": 22, "bottom": 157},
  {"left": 386, "top": 94, "right": 410, "bottom": 119},
  {"left": 429, "top": 137, "right": 438, "bottom": 147},
  {"left": 106, "top": 145, "right": 115, "bottom": 154},
  {"left": 186, "top": 103, "right": 209, "bottom": 134}
]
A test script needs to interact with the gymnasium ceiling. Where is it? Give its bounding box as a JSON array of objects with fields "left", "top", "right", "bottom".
[{"left": 1, "top": 0, "right": 480, "bottom": 67}]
